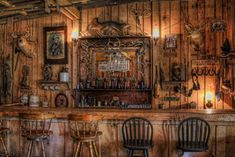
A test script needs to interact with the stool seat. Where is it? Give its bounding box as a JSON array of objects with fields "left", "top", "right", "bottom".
[
  {"left": 0, "top": 127, "right": 10, "bottom": 133},
  {"left": 22, "top": 130, "right": 53, "bottom": 141},
  {"left": 72, "top": 131, "right": 102, "bottom": 142},
  {"left": 123, "top": 140, "right": 153, "bottom": 150},
  {"left": 177, "top": 141, "right": 209, "bottom": 152}
]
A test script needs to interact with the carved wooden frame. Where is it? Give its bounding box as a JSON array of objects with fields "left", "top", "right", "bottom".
[{"left": 78, "top": 37, "right": 152, "bottom": 89}]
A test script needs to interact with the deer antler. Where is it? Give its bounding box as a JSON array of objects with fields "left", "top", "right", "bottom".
[{"left": 129, "top": 6, "right": 151, "bottom": 25}]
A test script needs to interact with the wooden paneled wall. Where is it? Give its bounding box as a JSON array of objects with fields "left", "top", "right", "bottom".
[
  {"left": 0, "top": 0, "right": 235, "bottom": 109},
  {"left": 0, "top": 13, "right": 77, "bottom": 106},
  {"left": 79, "top": 0, "right": 235, "bottom": 109}
]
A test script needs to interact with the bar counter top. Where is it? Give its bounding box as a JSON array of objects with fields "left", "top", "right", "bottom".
[
  {"left": 1, "top": 104, "right": 235, "bottom": 122},
  {"left": 1, "top": 104, "right": 235, "bottom": 157}
]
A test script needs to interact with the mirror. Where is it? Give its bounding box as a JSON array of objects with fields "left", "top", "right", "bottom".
[{"left": 79, "top": 37, "right": 152, "bottom": 89}]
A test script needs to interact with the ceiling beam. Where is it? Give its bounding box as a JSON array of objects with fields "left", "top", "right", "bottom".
[
  {"left": 70, "top": 0, "right": 150, "bottom": 9},
  {"left": 0, "top": 0, "right": 14, "bottom": 7}
]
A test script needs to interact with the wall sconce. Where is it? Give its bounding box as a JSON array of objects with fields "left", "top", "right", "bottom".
[
  {"left": 205, "top": 91, "right": 213, "bottom": 109},
  {"left": 71, "top": 29, "right": 79, "bottom": 43},
  {"left": 153, "top": 28, "right": 160, "bottom": 46}
]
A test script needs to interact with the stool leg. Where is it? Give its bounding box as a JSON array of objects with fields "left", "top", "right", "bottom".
[
  {"left": 128, "top": 150, "right": 133, "bottom": 157},
  {"left": 41, "top": 141, "right": 46, "bottom": 157},
  {"left": 74, "top": 142, "right": 81, "bottom": 157},
  {"left": 78, "top": 142, "right": 83, "bottom": 157},
  {"left": 144, "top": 149, "right": 149, "bottom": 157},
  {"left": 74, "top": 142, "right": 82, "bottom": 157},
  {"left": 89, "top": 142, "right": 94, "bottom": 157},
  {"left": 0, "top": 136, "right": 8, "bottom": 157},
  {"left": 27, "top": 141, "right": 33, "bottom": 157},
  {"left": 92, "top": 141, "right": 99, "bottom": 157}
]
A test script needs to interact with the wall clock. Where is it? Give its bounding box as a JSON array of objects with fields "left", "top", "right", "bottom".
[{"left": 55, "top": 93, "right": 68, "bottom": 107}]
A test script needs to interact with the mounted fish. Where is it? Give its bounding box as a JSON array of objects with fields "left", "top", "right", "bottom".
[
  {"left": 11, "top": 29, "right": 36, "bottom": 71},
  {"left": 0, "top": 55, "right": 12, "bottom": 103},
  {"left": 87, "top": 17, "right": 131, "bottom": 37}
]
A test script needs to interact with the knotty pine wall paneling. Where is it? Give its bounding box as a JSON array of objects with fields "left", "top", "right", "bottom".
[
  {"left": 0, "top": 0, "right": 235, "bottom": 112},
  {"left": 0, "top": 13, "right": 76, "bottom": 108}
]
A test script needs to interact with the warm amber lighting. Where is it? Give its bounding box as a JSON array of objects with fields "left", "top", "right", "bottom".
[
  {"left": 205, "top": 92, "right": 213, "bottom": 108},
  {"left": 71, "top": 29, "right": 79, "bottom": 42},
  {"left": 153, "top": 28, "right": 160, "bottom": 46},
  {"left": 205, "top": 109, "right": 213, "bottom": 114}
]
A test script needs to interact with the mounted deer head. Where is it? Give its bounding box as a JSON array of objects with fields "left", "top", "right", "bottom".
[
  {"left": 185, "top": 22, "right": 205, "bottom": 52},
  {"left": 11, "top": 30, "right": 35, "bottom": 58}
]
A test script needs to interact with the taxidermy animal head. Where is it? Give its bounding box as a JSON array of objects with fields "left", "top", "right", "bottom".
[
  {"left": 185, "top": 23, "right": 204, "bottom": 52},
  {"left": 11, "top": 30, "right": 35, "bottom": 58}
]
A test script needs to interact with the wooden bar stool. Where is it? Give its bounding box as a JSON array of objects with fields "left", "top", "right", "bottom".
[
  {"left": 0, "top": 112, "right": 9, "bottom": 157},
  {"left": 19, "top": 113, "right": 55, "bottom": 157},
  {"left": 68, "top": 114, "right": 102, "bottom": 157}
]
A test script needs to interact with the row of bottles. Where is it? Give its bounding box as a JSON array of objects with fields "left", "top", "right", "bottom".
[
  {"left": 78, "top": 77, "right": 146, "bottom": 89},
  {"left": 77, "top": 95, "right": 151, "bottom": 109}
]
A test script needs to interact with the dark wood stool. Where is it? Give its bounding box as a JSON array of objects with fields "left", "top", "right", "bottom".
[
  {"left": 68, "top": 114, "right": 102, "bottom": 157},
  {"left": 0, "top": 112, "right": 9, "bottom": 157},
  {"left": 177, "top": 117, "right": 211, "bottom": 156},
  {"left": 19, "top": 113, "right": 55, "bottom": 157},
  {"left": 122, "top": 117, "right": 153, "bottom": 157}
]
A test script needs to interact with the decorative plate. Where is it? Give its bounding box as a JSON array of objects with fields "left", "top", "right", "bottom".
[{"left": 55, "top": 93, "right": 68, "bottom": 107}]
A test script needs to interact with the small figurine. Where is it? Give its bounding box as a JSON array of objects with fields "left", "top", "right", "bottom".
[
  {"left": 2, "top": 55, "right": 12, "bottom": 97},
  {"left": 172, "top": 63, "right": 181, "bottom": 81},
  {"left": 43, "top": 64, "right": 53, "bottom": 81},
  {"left": 20, "top": 65, "right": 30, "bottom": 89}
]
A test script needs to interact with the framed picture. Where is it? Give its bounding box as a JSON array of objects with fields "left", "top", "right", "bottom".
[
  {"left": 43, "top": 26, "right": 67, "bottom": 64},
  {"left": 55, "top": 93, "right": 68, "bottom": 107},
  {"left": 164, "top": 34, "right": 177, "bottom": 50}
]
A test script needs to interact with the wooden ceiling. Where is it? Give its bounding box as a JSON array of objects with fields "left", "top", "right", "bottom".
[{"left": 0, "top": 0, "right": 148, "bottom": 21}]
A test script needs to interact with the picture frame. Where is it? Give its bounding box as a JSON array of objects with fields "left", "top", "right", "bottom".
[
  {"left": 43, "top": 26, "right": 67, "bottom": 64},
  {"left": 164, "top": 34, "right": 177, "bottom": 50},
  {"left": 55, "top": 93, "right": 68, "bottom": 107}
]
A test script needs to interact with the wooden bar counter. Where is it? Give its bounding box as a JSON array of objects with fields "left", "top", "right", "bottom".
[{"left": 0, "top": 105, "right": 235, "bottom": 157}]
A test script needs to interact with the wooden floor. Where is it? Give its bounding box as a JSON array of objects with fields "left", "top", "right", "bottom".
[{"left": 183, "top": 152, "right": 215, "bottom": 157}]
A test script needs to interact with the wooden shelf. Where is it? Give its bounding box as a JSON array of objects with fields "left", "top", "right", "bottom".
[
  {"left": 77, "top": 88, "right": 152, "bottom": 92},
  {"left": 38, "top": 80, "right": 71, "bottom": 89},
  {"left": 38, "top": 80, "right": 68, "bottom": 84}
]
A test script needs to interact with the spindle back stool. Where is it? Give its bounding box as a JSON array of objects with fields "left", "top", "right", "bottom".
[
  {"left": 68, "top": 114, "right": 103, "bottom": 157},
  {"left": 19, "top": 113, "right": 55, "bottom": 157},
  {"left": 122, "top": 117, "right": 153, "bottom": 157},
  {"left": 177, "top": 117, "right": 211, "bottom": 156}
]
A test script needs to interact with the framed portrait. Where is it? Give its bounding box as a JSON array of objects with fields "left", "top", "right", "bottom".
[{"left": 43, "top": 26, "right": 67, "bottom": 64}]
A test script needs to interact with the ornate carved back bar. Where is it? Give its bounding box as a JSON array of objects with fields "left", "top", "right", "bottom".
[{"left": 77, "top": 37, "right": 153, "bottom": 109}]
